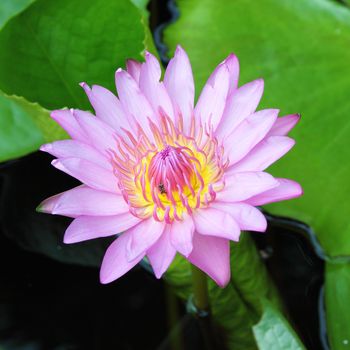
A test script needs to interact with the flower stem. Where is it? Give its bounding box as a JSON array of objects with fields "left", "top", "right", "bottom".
[
  {"left": 191, "top": 264, "right": 210, "bottom": 312},
  {"left": 190, "top": 265, "right": 217, "bottom": 350}
]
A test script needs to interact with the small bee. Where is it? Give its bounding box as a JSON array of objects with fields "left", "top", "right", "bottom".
[{"left": 158, "top": 183, "right": 167, "bottom": 194}]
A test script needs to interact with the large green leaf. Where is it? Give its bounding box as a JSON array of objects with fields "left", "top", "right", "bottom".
[
  {"left": 0, "top": 91, "right": 66, "bottom": 162},
  {"left": 164, "top": 0, "right": 350, "bottom": 257},
  {"left": 0, "top": 0, "right": 35, "bottom": 29},
  {"left": 325, "top": 263, "right": 350, "bottom": 350},
  {"left": 165, "top": 234, "right": 282, "bottom": 349},
  {"left": 0, "top": 0, "right": 147, "bottom": 110},
  {"left": 0, "top": 0, "right": 157, "bottom": 162},
  {"left": 253, "top": 300, "right": 306, "bottom": 350}
]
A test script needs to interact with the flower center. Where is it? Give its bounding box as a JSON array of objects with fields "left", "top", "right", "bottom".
[
  {"left": 148, "top": 145, "right": 195, "bottom": 193},
  {"left": 111, "top": 115, "right": 227, "bottom": 223}
]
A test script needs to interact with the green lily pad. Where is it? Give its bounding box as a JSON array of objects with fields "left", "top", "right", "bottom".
[
  {"left": 0, "top": 0, "right": 156, "bottom": 162},
  {"left": 0, "top": 91, "right": 67, "bottom": 162},
  {"left": 0, "top": 0, "right": 35, "bottom": 29},
  {"left": 253, "top": 300, "right": 306, "bottom": 350},
  {"left": 164, "top": 0, "right": 350, "bottom": 257},
  {"left": 325, "top": 263, "right": 350, "bottom": 350},
  {"left": 0, "top": 0, "right": 147, "bottom": 110}
]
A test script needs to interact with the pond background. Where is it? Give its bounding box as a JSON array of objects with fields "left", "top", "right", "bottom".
[{"left": 1, "top": 0, "right": 350, "bottom": 349}]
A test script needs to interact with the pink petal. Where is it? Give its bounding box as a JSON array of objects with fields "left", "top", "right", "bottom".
[
  {"left": 193, "top": 207, "right": 241, "bottom": 241},
  {"left": 126, "top": 59, "right": 142, "bottom": 84},
  {"left": 100, "top": 232, "right": 144, "bottom": 284},
  {"left": 51, "top": 109, "right": 86, "bottom": 142},
  {"left": 139, "top": 51, "right": 174, "bottom": 120},
  {"left": 194, "top": 62, "right": 230, "bottom": 130},
  {"left": 80, "top": 83, "right": 131, "bottom": 131},
  {"left": 246, "top": 178, "right": 303, "bottom": 206},
  {"left": 115, "top": 69, "right": 155, "bottom": 139},
  {"left": 38, "top": 185, "right": 129, "bottom": 217},
  {"left": 227, "top": 136, "right": 295, "bottom": 173},
  {"left": 267, "top": 114, "right": 301, "bottom": 137},
  {"left": 164, "top": 45, "right": 194, "bottom": 134},
  {"left": 224, "top": 109, "right": 279, "bottom": 165},
  {"left": 212, "top": 202, "right": 267, "bottom": 232},
  {"left": 126, "top": 218, "right": 166, "bottom": 261},
  {"left": 170, "top": 214, "right": 194, "bottom": 257},
  {"left": 217, "top": 171, "right": 279, "bottom": 202},
  {"left": 215, "top": 79, "right": 264, "bottom": 139},
  {"left": 225, "top": 53, "right": 240, "bottom": 96},
  {"left": 52, "top": 158, "right": 118, "bottom": 193},
  {"left": 73, "top": 110, "right": 117, "bottom": 156},
  {"left": 40, "top": 140, "right": 111, "bottom": 170},
  {"left": 147, "top": 225, "right": 176, "bottom": 278},
  {"left": 188, "top": 233, "right": 230, "bottom": 287},
  {"left": 64, "top": 213, "right": 141, "bottom": 244}
]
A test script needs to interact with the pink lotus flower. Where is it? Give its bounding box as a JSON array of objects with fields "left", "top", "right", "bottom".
[{"left": 38, "top": 46, "right": 302, "bottom": 287}]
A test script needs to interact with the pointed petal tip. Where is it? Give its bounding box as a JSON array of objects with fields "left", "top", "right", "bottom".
[
  {"left": 40, "top": 143, "right": 52, "bottom": 152},
  {"left": 63, "top": 226, "right": 83, "bottom": 244},
  {"left": 154, "top": 270, "right": 164, "bottom": 279},
  {"left": 99, "top": 272, "right": 113, "bottom": 284},
  {"left": 213, "top": 261, "right": 231, "bottom": 288},
  {"left": 296, "top": 182, "right": 303, "bottom": 197},
  {"left": 178, "top": 246, "right": 193, "bottom": 258},
  {"left": 50, "top": 109, "right": 69, "bottom": 120},
  {"left": 292, "top": 113, "right": 301, "bottom": 123},
  {"left": 224, "top": 53, "right": 239, "bottom": 65},
  {"left": 99, "top": 277, "right": 108, "bottom": 284},
  {"left": 252, "top": 78, "right": 264, "bottom": 90},
  {"left": 226, "top": 52, "right": 238, "bottom": 59},
  {"left": 258, "top": 220, "right": 268, "bottom": 233},
  {"left": 79, "top": 82, "right": 89, "bottom": 90},
  {"left": 193, "top": 264, "right": 230, "bottom": 288},
  {"left": 284, "top": 180, "right": 303, "bottom": 200},
  {"left": 175, "top": 44, "right": 185, "bottom": 53},
  {"left": 284, "top": 112, "right": 300, "bottom": 120},
  {"left": 115, "top": 68, "right": 133, "bottom": 82},
  {"left": 51, "top": 158, "right": 61, "bottom": 168},
  {"left": 217, "top": 275, "right": 230, "bottom": 288},
  {"left": 35, "top": 203, "right": 44, "bottom": 213},
  {"left": 63, "top": 235, "right": 75, "bottom": 244},
  {"left": 170, "top": 234, "right": 193, "bottom": 257},
  {"left": 50, "top": 110, "right": 58, "bottom": 119},
  {"left": 280, "top": 178, "right": 303, "bottom": 197},
  {"left": 269, "top": 108, "right": 280, "bottom": 116},
  {"left": 143, "top": 50, "right": 159, "bottom": 66},
  {"left": 36, "top": 195, "right": 58, "bottom": 214}
]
